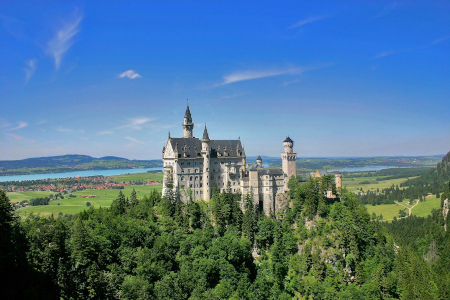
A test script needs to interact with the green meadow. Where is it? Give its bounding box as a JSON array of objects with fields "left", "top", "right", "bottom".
[
  {"left": 14, "top": 184, "right": 163, "bottom": 217},
  {"left": 8, "top": 172, "right": 164, "bottom": 217},
  {"left": 342, "top": 176, "right": 411, "bottom": 193},
  {"left": 365, "top": 195, "right": 442, "bottom": 221}
]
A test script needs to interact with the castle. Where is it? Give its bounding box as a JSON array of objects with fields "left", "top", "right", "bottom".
[{"left": 162, "top": 104, "right": 297, "bottom": 214}]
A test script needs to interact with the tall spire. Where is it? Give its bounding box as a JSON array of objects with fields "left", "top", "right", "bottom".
[
  {"left": 184, "top": 101, "right": 192, "bottom": 123},
  {"left": 202, "top": 123, "right": 210, "bottom": 141},
  {"left": 183, "top": 100, "right": 194, "bottom": 138}
]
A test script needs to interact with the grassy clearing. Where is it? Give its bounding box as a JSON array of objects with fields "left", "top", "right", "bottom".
[
  {"left": 365, "top": 204, "right": 406, "bottom": 220},
  {"left": 411, "top": 195, "right": 441, "bottom": 217},
  {"left": 343, "top": 176, "right": 411, "bottom": 193},
  {"left": 12, "top": 184, "right": 162, "bottom": 217},
  {"left": 7, "top": 191, "right": 54, "bottom": 203},
  {"left": 110, "top": 172, "right": 164, "bottom": 182},
  {"left": 365, "top": 195, "right": 442, "bottom": 221}
]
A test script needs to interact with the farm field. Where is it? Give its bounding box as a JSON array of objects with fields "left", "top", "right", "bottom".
[
  {"left": 11, "top": 183, "right": 162, "bottom": 217},
  {"left": 342, "top": 176, "right": 412, "bottom": 193},
  {"left": 109, "top": 172, "right": 164, "bottom": 182},
  {"left": 365, "top": 195, "right": 441, "bottom": 221}
]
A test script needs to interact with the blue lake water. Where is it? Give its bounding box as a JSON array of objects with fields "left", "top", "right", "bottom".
[
  {"left": 328, "top": 166, "right": 398, "bottom": 172},
  {"left": 0, "top": 167, "right": 163, "bottom": 182}
]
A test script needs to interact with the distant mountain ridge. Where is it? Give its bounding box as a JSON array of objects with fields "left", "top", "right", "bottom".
[{"left": 0, "top": 155, "right": 162, "bottom": 176}]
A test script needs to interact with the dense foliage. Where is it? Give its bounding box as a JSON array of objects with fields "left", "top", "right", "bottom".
[{"left": 1, "top": 176, "right": 449, "bottom": 299}]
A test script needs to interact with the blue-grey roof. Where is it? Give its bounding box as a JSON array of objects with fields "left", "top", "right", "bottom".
[
  {"left": 284, "top": 136, "right": 293, "bottom": 143},
  {"left": 169, "top": 137, "right": 243, "bottom": 158},
  {"left": 184, "top": 105, "right": 192, "bottom": 123}
]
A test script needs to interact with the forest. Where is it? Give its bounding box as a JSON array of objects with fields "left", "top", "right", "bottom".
[{"left": 1, "top": 174, "right": 449, "bottom": 299}]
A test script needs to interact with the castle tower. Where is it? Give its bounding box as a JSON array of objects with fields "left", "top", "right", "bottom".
[
  {"left": 281, "top": 136, "right": 297, "bottom": 178},
  {"left": 201, "top": 124, "right": 211, "bottom": 201},
  {"left": 183, "top": 103, "right": 194, "bottom": 138},
  {"left": 256, "top": 155, "right": 262, "bottom": 168},
  {"left": 335, "top": 172, "right": 342, "bottom": 189}
]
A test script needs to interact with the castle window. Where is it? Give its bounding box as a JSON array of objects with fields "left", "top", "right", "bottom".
[
  {"left": 190, "top": 184, "right": 193, "bottom": 188},
  {"left": 200, "top": 183, "right": 202, "bottom": 187},
  {"left": 195, "top": 176, "right": 198, "bottom": 180},
  {"left": 181, "top": 162, "right": 184, "bottom": 166},
  {"left": 181, "top": 176, "right": 185, "bottom": 181},
  {"left": 190, "top": 176, "right": 193, "bottom": 181},
  {"left": 195, "top": 169, "right": 198, "bottom": 173},
  {"left": 188, "top": 162, "right": 191, "bottom": 166}
]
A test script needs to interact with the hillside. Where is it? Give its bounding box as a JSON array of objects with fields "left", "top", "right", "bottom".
[
  {"left": 1, "top": 175, "right": 448, "bottom": 299},
  {"left": 358, "top": 151, "right": 450, "bottom": 206},
  {"left": 0, "top": 155, "right": 162, "bottom": 176}
]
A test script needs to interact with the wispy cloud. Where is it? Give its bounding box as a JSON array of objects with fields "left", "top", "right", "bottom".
[
  {"left": 125, "top": 136, "right": 145, "bottom": 144},
  {"left": 371, "top": 50, "right": 396, "bottom": 60},
  {"left": 98, "top": 130, "right": 114, "bottom": 135},
  {"left": 371, "top": 3, "right": 398, "bottom": 20},
  {"left": 47, "top": 9, "right": 83, "bottom": 70},
  {"left": 119, "top": 70, "right": 142, "bottom": 79},
  {"left": 55, "top": 126, "right": 73, "bottom": 133},
  {"left": 219, "top": 64, "right": 331, "bottom": 86},
  {"left": 4, "top": 121, "right": 28, "bottom": 131},
  {"left": 282, "top": 78, "right": 302, "bottom": 87},
  {"left": 4, "top": 133, "right": 23, "bottom": 141},
  {"left": 0, "top": 15, "right": 26, "bottom": 39},
  {"left": 24, "top": 59, "right": 36, "bottom": 83},
  {"left": 36, "top": 119, "right": 48, "bottom": 125},
  {"left": 289, "top": 16, "right": 327, "bottom": 29},
  {"left": 371, "top": 36, "right": 448, "bottom": 60},
  {"left": 119, "top": 117, "right": 155, "bottom": 130},
  {"left": 420, "top": 36, "right": 449, "bottom": 49}
]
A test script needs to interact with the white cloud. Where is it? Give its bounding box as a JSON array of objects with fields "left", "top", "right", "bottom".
[
  {"left": 98, "top": 130, "right": 114, "bottom": 135},
  {"left": 6, "top": 121, "right": 28, "bottom": 131},
  {"left": 47, "top": 10, "right": 83, "bottom": 70},
  {"left": 220, "top": 67, "right": 304, "bottom": 85},
  {"left": 119, "top": 70, "right": 142, "bottom": 79},
  {"left": 371, "top": 50, "right": 396, "bottom": 60},
  {"left": 24, "top": 59, "right": 36, "bottom": 83},
  {"left": 36, "top": 120, "right": 48, "bottom": 125},
  {"left": 282, "top": 78, "right": 302, "bottom": 87},
  {"left": 120, "top": 117, "right": 155, "bottom": 130},
  {"left": 55, "top": 126, "right": 73, "bottom": 132},
  {"left": 125, "top": 136, "right": 145, "bottom": 144},
  {"left": 289, "top": 16, "right": 327, "bottom": 29},
  {"left": 219, "top": 64, "right": 332, "bottom": 86},
  {"left": 371, "top": 3, "right": 398, "bottom": 20},
  {"left": 421, "top": 36, "right": 449, "bottom": 49},
  {"left": 4, "top": 133, "right": 23, "bottom": 141}
]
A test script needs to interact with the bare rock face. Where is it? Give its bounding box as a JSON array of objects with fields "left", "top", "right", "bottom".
[{"left": 275, "top": 193, "right": 290, "bottom": 216}]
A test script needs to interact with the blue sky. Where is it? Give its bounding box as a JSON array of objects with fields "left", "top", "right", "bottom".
[{"left": 1, "top": 1, "right": 449, "bottom": 160}]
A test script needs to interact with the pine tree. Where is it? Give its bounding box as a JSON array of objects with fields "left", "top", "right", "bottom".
[{"left": 130, "top": 188, "right": 138, "bottom": 207}]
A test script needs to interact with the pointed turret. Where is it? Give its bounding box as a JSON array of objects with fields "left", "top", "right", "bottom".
[
  {"left": 256, "top": 155, "right": 262, "bottom": 168},
  {"left": 184, "top": 104, "right": 192, "bottom": 123},
  {"left": 202, "top": 123, "right": 210, "bottom": 141},
  {"left": 182, "top": 102, "right": 194, "bottom": 138}
]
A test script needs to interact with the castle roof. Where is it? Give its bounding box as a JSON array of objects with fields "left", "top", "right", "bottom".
[
  {"left": 202, "top": 125, "right": 210, "bottom": 141},
  {"left": 184, "top": 105, "right": 192, "bottom": 123},
  {"left": 284, "top": 136, "right": 293, "bottom": 143},
  {"left": 168, "top": 137, "right": 243, "bottom": 158},
  {"left": 257, "top": 155, "right": 262, "bottom": 161}
]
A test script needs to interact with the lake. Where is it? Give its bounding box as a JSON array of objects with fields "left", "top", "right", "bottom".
[
  {"left": 0, "top": 167, "right": 163, "bottom": 182},
  {"left": 328, "top": 166, "right": 399, "bottom": 172}
]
